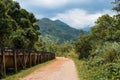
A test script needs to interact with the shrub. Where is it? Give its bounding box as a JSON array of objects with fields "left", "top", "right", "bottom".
[{"left": 84, "top": 42, "right": 120, "bottom": 80}]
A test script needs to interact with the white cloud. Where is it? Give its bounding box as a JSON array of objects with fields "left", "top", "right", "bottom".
[
  {"left": 51, "top": 9, "right": 115, "bottom": 29},
  {"left": 14, "top": 0, "right": 91, "bottom": 9},
  {"left": 35, "top": 14, "right": 44, "bottom": 19},
  {"left": 13, "top": 0, "right": 115, "bottom": 29}
]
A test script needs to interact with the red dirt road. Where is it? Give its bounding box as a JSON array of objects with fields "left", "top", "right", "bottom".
[{"left": 19, "top": 57, "right": 79, "bottom": 80}]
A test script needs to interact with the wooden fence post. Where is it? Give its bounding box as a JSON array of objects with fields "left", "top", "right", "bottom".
[
  {"left": 29, "top": 52, "right": 31, "bottom": 67},
  {"left": 13, "top": 49, "right": 17, "bottom": 73},
  {"left": 23, "top": 51, "right": 26, "bottom": 69},
  {"left": 37, "top": 53, "right": 39, "bottom": 64},
  {"left": 1, "top": 48, "right": 6, "bottom": 77}
]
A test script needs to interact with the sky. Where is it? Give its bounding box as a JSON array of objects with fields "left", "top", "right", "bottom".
[{"left": 13, "top": 0, "right": 116, "bottom": 29}]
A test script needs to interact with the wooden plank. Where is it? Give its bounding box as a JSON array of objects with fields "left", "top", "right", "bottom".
[
  {"left": 39, "top": 54, "right": 41, "bottom": 63},
  {"left": 1, "top": 49, "right": 6, "bottom": 76},
  {"left": 37, "top": 53, "right": 40, "bottom": 64},
  {"left": 13, "top": 49, "right": 17, "bottom": 73},
  {"left": 29, "top": 52, "right": 32, "bottom": 67},
  {"left": 23, "top": 51, "right": 26, "bottom": 69},
  {"left": 41, "top": 54, "right": 43, "bottom": 63}
]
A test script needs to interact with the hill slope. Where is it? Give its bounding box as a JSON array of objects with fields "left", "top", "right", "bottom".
[{"left": 38, "top": 18, "right": 80, "bottom": 43}]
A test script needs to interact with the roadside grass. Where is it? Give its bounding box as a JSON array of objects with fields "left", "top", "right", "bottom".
[
  {"left": 67, "top": 51, "right": 90, "bottom": 80},
  {"left": 1, "top": 59, "right": 55, "bottom": 80},
  {"left": 72, "top": 57, "right": 89, "bottom": 80},
  {"left": 72, "top": 56, "right": 104, "bottom": 80}
]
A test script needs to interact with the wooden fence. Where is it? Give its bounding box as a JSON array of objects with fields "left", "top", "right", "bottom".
[{"left": 0, "top": 48, "right": 55, "bottom": 77}]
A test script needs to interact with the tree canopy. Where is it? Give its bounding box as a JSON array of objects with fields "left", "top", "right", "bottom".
[{"left": 0, "top": 0, "right": 42, "bottom": 51}]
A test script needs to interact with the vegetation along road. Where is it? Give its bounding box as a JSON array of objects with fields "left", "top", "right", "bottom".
[{"left": 19, "top": 57, "right": 79, "bottom": 80}]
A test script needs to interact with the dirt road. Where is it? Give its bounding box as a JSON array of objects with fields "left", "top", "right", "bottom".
[{"left": 19, "top": 57, "right": 79, "bottom": 80}]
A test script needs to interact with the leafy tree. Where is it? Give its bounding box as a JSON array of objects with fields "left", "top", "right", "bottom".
[
  {"left": 0, "top": 1, "right": 18, "bottom": 47},
  {"left": 75, "top": 33, "right": 94, "bottom": 59},
  {"left": 112, "top": 0, "right": 120, "bottom": 12},
  {"left": 91, "top": 14, "right": 115, "bottom": 41},
  {"left": 0, "top": 0, "right": 41, "bottom": 51}
]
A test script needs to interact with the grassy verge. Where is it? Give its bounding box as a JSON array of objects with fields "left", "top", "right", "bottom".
[
  {"left": 67, "top": 51, "right": 89, "bottom": 80},
  {"left": 72, "top": 57, "right": 104, "bottom": 80},
  {"left": 1, "top": 59, "right": 55, "bottom": 80},
  {"left": 72, "top": 57, "right": 90, "bottom": 80}
]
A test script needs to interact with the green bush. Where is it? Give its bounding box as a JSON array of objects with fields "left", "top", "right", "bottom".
[
  {"left": 95, "top": 63, "right": 120, "bottom": 80},
  {"left": 89, "top": 42, "right": 120, "bottom": 66},
  {"left": 79, "top": 42, "right": 120, "bottom": 80}
]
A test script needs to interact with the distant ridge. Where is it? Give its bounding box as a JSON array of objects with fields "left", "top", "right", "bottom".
[{"left": 38, "top": 18, "right": 80, "bottom": 43}]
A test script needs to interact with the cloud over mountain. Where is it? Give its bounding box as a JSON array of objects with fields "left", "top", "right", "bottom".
[
  {"left": 14, "top": 0, "right": 115, "bottom": 29},
  {"left": 52, "top": 9, "right": 115, "bottom": 29}
]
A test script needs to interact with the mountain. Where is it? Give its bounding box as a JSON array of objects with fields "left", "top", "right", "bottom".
[
  {"left": 82, "top": 27, "right": 90, "bottom": 32},
  {"left": 38, "top": 18, "right": 80, "bottom": 43},
  {"left": 54, "top": 20, "right": 69, "bottom": 26}
]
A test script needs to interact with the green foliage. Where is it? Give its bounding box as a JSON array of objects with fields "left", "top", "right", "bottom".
[
  {"left": 91, "top": 42, "right": 120, "bottom": 63},
  {"left": 11, "top": 29, "right": 30, "bottom": 49},
  {"left": 87, "top": 42, "right": 120, "bottom": 68},
  {"left": 74, "top": 41, "right": 120, "bottom": 80},
  {"left": 0, "top": 0, "right": 18, "bottom": 47},
  {"left": 97, "top": 63, "right": 120, "bottom": 80},
  {"left": 112, "top": 0, "right": 120, "bottom": 12},
  {"left": 75, "top": 14, "right": 120, "bottom": 59},
  {"left": 74, "top": 11, "right": 120, "bottom": 79},
  {"left": 0, "top": 0, "right": 42, "bottom": 51},
  {"left": 75, "top": 35, "right": 91, "bottom": 59},
  {"left": 91, "top": 14, "right": 116, "bottom": 41}
]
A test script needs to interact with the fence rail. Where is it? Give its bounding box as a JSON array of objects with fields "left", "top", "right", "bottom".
[{"left": 0, "top": 48, "right": 55, "bottom": 77}]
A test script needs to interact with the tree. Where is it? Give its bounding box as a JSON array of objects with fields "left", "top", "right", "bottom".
[
  {"left": 112, "top": 0, "right": 120, "bottom": 12},
  {"left": 75, "top": 14, "right": 120, "bottom": 59},
  {"left": 75, "top": 34, "right": 93, "bottom": 59},
  {"left": 0, "top": 1, "right": 18, "bottom": 47},
  {"left": 0, "top": 0, "right": 41, "bottom": 51},
  {"left": 91, "top": 14, "right": 116, "bottom": 42}
]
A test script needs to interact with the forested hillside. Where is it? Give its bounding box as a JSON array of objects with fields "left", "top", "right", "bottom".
[{"left": 38, "top": 18, "right": 80, "bottom": 43}]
